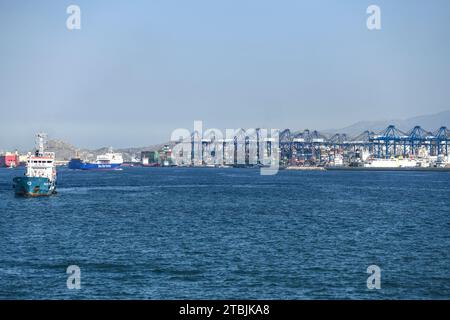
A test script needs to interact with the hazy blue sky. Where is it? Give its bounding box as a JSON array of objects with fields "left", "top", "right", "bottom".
[{"left": 1, "top": 0, "right": 450, "bottom": 149}]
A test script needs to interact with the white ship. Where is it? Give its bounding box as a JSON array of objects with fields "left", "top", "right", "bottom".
[{"left": 364, "top": 158, "right": 417, "bottom": 168}]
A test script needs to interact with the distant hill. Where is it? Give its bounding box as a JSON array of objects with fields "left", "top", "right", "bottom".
[
  {"left": 328, "top": 110, "right": 450, "bottom": 136},
  {"left": 46, "top": 140, "right": 78, "bottom": 161}
]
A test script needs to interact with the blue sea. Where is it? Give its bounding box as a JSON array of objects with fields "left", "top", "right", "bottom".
[{"left": 0, "top": 167, "right": 449, "bottom": 299}]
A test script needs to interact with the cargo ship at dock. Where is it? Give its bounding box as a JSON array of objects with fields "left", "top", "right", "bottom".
[
  {"left": 68, "top": 148, "right": 123, "bottom": 170},
  {"left": 12, "top": 133, "right": 57, "bottom": 197}
]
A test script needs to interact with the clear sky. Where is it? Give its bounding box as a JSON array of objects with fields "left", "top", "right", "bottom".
[{"left": 1, "top": 0, "right": 449, "bottom": 149}]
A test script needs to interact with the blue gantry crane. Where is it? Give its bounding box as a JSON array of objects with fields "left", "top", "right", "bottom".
[{"left": 184, "top": 125, "right": 448, "bottom": 166}]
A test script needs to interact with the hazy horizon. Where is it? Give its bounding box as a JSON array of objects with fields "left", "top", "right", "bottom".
[{"left": 1, "top": 0, "right": 450, "bottom": 150}]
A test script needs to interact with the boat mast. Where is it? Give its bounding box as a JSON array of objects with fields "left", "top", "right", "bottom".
[{"left": 36, "top": 133, "right": 47, "bottom": 156}]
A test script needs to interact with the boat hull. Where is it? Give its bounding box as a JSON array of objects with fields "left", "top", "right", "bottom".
[{"left": 13, "top": 177, "right": 56, "bottom": 197}]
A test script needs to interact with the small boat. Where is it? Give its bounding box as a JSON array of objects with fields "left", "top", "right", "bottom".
[{"left": 13, "top": 133, "right": 57, "bottom": 197}]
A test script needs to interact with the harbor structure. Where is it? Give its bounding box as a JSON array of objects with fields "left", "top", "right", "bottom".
[
  {"left": 173, "top": 125, "right": 450, "bottom": 168},
  {"left": 141, "top": 151, "right": 160, "bottom": 166},
  {"left": 141, "top": 145, "right": 174, "bottom": 167}
]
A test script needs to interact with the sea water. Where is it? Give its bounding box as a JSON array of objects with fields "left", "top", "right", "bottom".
[{"left": 0, "top": 167, "right": 449, "bottom": 299}]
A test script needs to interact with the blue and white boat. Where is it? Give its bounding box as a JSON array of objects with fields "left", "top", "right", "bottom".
[
  {"left": 68, "top": 148, "right": 123, "bottom": 170},
  {"left": 13, "top": 133, "right": 57, "bottom": 197}
]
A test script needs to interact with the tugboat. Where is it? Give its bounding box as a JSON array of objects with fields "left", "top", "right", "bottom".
[{"left": 13, "top": 133, "right": 57, "bottom": 197}]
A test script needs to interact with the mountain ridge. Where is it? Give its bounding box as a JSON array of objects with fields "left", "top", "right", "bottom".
[{"left": 325, "top": 110, "right": 450, "bottom": 136}]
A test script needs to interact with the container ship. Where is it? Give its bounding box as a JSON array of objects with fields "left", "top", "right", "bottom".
[
  {"left": 68, "top": 148, "right": 123, "bottom": 170},
  {"left": 12, "top": 133, "right": 57, "bottom": 196}
]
